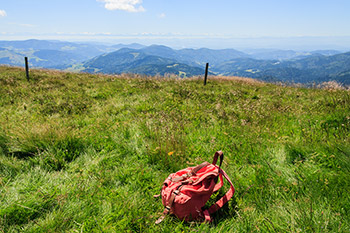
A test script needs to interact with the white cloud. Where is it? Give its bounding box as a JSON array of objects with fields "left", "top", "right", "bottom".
[
  {"left": 9, "top": 23, "right": 36, "bottom": 28},
  {"left": 98, "top": 0, "right": 145, "bottom": 13},
  {"left": 0, "top": 10, "right": 7, "bottom": 17},
  {"left": 19, "top": 23, "right": 36, "bottom": 27},
  {"left": 158, "top": 13, "right": 166, "bottom": 18}
]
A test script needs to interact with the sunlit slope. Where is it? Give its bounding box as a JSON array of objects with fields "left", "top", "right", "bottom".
[{"left": 0, "top": 66, "right": 349, "bottom": 232}]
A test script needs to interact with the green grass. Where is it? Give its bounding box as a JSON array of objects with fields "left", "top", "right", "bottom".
[{"left": 0, "top": 66, "right": 349, "bottom": 232}]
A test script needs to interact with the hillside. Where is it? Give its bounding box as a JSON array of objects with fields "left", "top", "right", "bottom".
[
  {"left": 243, "top": 48, "right": 341, "bottom": 60},
  {"left": 218, "top": 52, "right": 350, "bottom": 85},
  {"left": 0, "top": 48, "right": 25, "bottom": 65},
  {"left": 0, "top": 67, "right": 349, "bottom": 232},
  {"left": 82, "top": 48, "right": 206, "bottom": 77},
  {"left": 81, "top": 45, "right": 350, "bottom": 84},
  {"left": 140, "top": 45, "right": 248, "bottom": 66},
  {"left": 0, "top": 39, "right": 144, "bottom": 69},
  {"left": 80, "top": 45, "right": 247, "bottom": 76},
  {"left": 0, "top": 48, "right": 87, "bottom": 69}
]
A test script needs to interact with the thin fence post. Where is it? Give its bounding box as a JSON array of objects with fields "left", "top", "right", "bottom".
[
  {"left": 204, "top": 63, "right": 209, "bottom": 85},
  {"left": 25, "top": 57, "right": 30, "bottom": 81}
]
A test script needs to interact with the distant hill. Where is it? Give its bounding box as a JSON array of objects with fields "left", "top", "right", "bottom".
[
  {"left": 82, "top": 48, "right": 205, "bottom": 77},
  {"left": 0, "top": 48, "right": 26, "bottom": 66},
  {"left": 82, "top": 45, "right": 350, "bottom": 82},
  {"left": 0, "top": 39, "right": 106, "bottom": 58},
  {"left": 138, "top": 45, "right": 248, "bottom": 66},
  {"left": 216, "top": 52, "right": 350, "bottom": 84},
  {"left": 244, "top": 49, "right": 304, "bottom": 60},
  {"left": 109, "top": 43, "right": 145, "bottom": 50},
  {"left": 0, "top": 40, "right": 145, "bottom": 68},
  {"left": 0, "top": 48, "right": 87, "bottom": 69},
  {"left": 32, "top": 50, "right": 86, "bottom": 68},
  {"left": 214, "top": 58, "right": 278, "bottom": 76},
  {"left": 176, "top": 48, "right": 249, "bottom": 66},
  {"left": 243, "top": 49, "right": 341, "bottom": 61},
  {"left": 80, "top": 45, "right": 250, "bottom": 77}
]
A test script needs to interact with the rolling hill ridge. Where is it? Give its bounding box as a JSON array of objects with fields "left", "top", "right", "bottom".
[{"left": 0, "top": 39, "right": 349, "bottom": 84}]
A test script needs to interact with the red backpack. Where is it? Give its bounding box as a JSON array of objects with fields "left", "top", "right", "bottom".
[{"left": 156, "top": 151, "right": 235, "bottom": 224}]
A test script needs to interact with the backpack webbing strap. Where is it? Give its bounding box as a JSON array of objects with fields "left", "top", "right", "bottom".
[
  {"left": 171, "top": 161, "right": 210, "bottom": 183},
  {"left": 203, "top": 168, "right": 235, "bottom": 222},
  {"left": 203, "top": 209, "right": 211, "bottom": 222},
  {"left": 191, "top": 161, "right": 210, "bottom": 175},
  {"left": 155, "top": 186, "right": 182, "bottom": 224}
]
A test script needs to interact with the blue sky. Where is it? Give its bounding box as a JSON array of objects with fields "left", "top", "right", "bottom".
[{"left": 1, "top": 0, "right": 350, "bottom": 49}]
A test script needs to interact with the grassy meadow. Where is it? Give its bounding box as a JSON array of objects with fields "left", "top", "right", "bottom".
[{"left": 0, "top": 66, "right": 349, "bottom": 232}]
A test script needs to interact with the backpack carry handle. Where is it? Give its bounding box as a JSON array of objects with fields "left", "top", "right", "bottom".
[{"left": 212, "top": 151, "right": 224, "bottom": 168}]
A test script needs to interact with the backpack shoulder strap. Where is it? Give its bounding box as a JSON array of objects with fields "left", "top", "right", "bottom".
[{"left": 203, "top": 168, "right": 235, "bottom": 222}]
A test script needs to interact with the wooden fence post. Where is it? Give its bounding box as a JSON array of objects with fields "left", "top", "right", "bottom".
[
  {"left": 25, "top": 57, "right": 30, "bottom": 81},
  {"left": 204, "top": 63, "right": 209, "bottom": 85}
]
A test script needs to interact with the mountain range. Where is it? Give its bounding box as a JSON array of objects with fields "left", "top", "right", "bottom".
[
  {"left": 0, "top": 39, "right": 349, "bottom": 84},
  {"left": 0, "top": 39, "right": 144, "bottom": 68},
  {"left": 82, "top": 48, "right": 206, "bottom": 77},
  {"left": 214, "top": 52, "right": 350, "bottom": 84}
]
